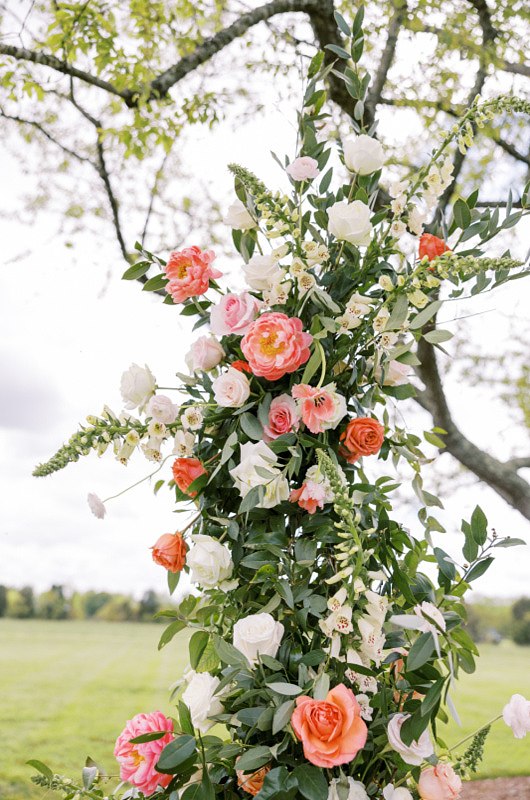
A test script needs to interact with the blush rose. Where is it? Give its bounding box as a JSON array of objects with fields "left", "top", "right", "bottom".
[
  {"left": 418, "top": 764, "right": 462, "bottom": 800},
  {"left": 263, "top": 394, "right": 300, "bottom": 441},
  {"left": 209, "top": 292, "right": 262, "bottom": 336}
]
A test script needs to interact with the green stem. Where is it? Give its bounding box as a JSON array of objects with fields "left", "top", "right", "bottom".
[
  {"left": 449, "top": 714, "right": 502, "bottom": 753},
  {"left": 102, "top": 454, "right": 173, "bottom": 503}
]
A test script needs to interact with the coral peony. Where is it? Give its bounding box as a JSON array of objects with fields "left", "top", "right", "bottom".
[
  {"left": 165, "top": 246, "right": 222, "bottom": 303},
  {"left": 114, "top": 711, "right": 174, "bottom": 795},
  {"left": 340, "top": 417, "right": 385, "bottom": 463},
  {"left": 418, "top": 764, "right": 462, "bottom": 800},
  {"left": 151, "top": 532, "right": 187, "bottom": 572},
  {"left": 418, "top": 234, "right": 449, "bottom": 262},
  {"left": 241, "top": 312, "right": 312, "bottom": 381},
  {"left": 172, "top": 457, "right": 207, "bottom": 497},
  {"left": 237, "top": 764, "right": 271, "bottom": 796},
  {"left": 291, "top": 684, "right": 367, "bottom": 767}
]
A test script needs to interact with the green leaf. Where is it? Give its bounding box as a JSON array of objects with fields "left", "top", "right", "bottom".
[
  {"left": 239, "top": 484, "right": 264, "bottom": 514},
  {"left": 167, "top": 570, "right": 181, "bottom": 595},
  {"left": 158, "top": 619, "right": 186, "bottom": 650},
  {"left": 189, "top": 630, "right": 210, "bottom": 670},
  {"left": 424, "top": 431, "right": 446, "bottom": 449},
  {"left": 494, "top": 537, "right": 526, "bottom": 548},
  {"left": 122, "top": 260, "right": 150, "bottom": 280},
  {"left": 471, "top": 505, "right": 488, "bottom": 545},
  {"left": 157, "top": 735, "right": 197, "bottom": 772},
  {"left": 333, "top": 11, "right": 351, "bottom": 36},
  {"left": 179, "top": 701, "right": 195, "bottom": 736},
  {"left": 142, "top": 273, "right": 168, "bottom": 292},
  {"left": 213, "top": 635, "right": 250, "bottom": 667},
  {"left": 465, "top": 556, "right": 494, "bottom": 583},
  {"left": 27, "top": 760, "right": 53, "bottom": 779},
  {"left": 423, "top": 329, "right": 453, "bottom": 344},
  {"left": 82, "top": 765, "right": 98, "bottom": 790},
  {"left": 407, "top": 632, "right": 435, "bottom": 670},
  {"left": 240, "top": 413, "right": 264, "bottom": 441},
  {"left": 266, "top": 681, "right": 303, "bottom": 696},
  {"left": 293, "top": 764, "right": 329, "bottom": 800},
  {"left": 235, "top": 746, "right": 271, "bottom": 773},
  {"left": 130, "top": 731, "right": 169, "bottom": 744},
  {"left": 409, "top": 300, "right": 442, "bottom": 330},
  {"left": 352, "top": 5, "right": 365, "bottom": 35},
  {"left": 325, "top": 44, "right": 351, "bottom": 60},
  {"left": 386, "top": 294, "right": 409, "bottom": 330},
  {"left": 272, "top": 700, "right": 295, "bottom": 735},
  {"left": 453, "top": 198, "right": 471, "bottom": 230},
  {"left": 301, "top": 347, "right": 322, "bottom": 384}
]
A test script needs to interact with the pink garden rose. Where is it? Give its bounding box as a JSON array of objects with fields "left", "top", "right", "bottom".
[
  {"left": 241, "top": 312, "right": 312, "bottom": 381},
  {"left": 286, "top": 156, "right": 320, "bottom": 181},
  {"left": 212, "top": 366, "right": 251, "bottom": 407},
  {"left": 210, "top": 292, "right": 262, "bottom": 336},
  {"left": 291, "top": 683, "right": 367, "bottom": 767},
  {"left": 290, "top": 479, "right": 327, "bottom": 514},
  {"left": 418, "top": 764, "right": 462, "bottom": 800},
  {"left": 165, "top": 246, "right": 222, "bottom": 303},
  {"left": 114, "top": 710, "right": 174, "bottom": 795},
  {"left": 185, "top": 335, "right": 225, "bottom": 372},
  {"left": 292, "top": 383, "right": 346, "bottom": 434},
  {"left": 263, "top": 394, "right": 301, "bottom": 441}
]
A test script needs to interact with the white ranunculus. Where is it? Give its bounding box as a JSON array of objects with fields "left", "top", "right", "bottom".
[
  {"left": 328, "top": 777, "right": 369, "bottom": 800},
  {"left": 233, "top": 612, "right": 284, "bottom": 665},
  {"left": 229, "top": 441, "right": 279, "bottom": 497},
  {"left": 185, "top": 336, "right": 225, "bottom": 372},
  {"left": 87, "top": 493, "right": 106, "bottom": 519},
  {"left": 187, "top": 534, "right": 234, "bottom": 589},
  {"left": 243, "top": 254, "right": 282, "bottom": 291},
  {"left": 328, "top": 200, "right": 372, "bottom": 246},
  {"left": 120, "top": 363, "right": 156, "bottom": 411},
  {"left": 344, "top": 134, "right": 385, "bottom": 175},
  {"left": 146, "top": 394, "right": 177, "bottom": 424},
  {"left": 387, "top": 713, "right": 434, "bottom": 765},
  {"left": 502, "top": 694, "right": 530, "bottom": 739},
  {"left": 382, "top": 784, "right": 414, "bottom": 800},
  {"left": 182, "top": 671, "right": 224, "bottom": 733},
  {"left": 223, "top": 198, "right": 256, "bottom": 230},
  {"left": 212, "top": 367, "right": 251, "bottom": 408}
]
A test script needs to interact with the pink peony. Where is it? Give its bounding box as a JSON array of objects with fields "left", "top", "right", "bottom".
[
  {"left": 165, "top": 246, "right": 222, "bottom": 303},
  {"left": 292, "top": 383, "right": 346, "bottom": 434},
  {"left": 114, "top": 710, "right": 174, "bottom": 795},
  {"left": 418, "top": 764, "right": 462, "bottom": 800},
  {"left": 286, "top": 156, "right": 320, "bottom": 181},
  {"left": 241, "top": 312, "right": 312, "bottom": 382},
  {"left": 290, "top": 480, "right": 327, "bottom": 514},
  {"left": 263, "top": 394, "right": 301, "bottom": 441},
  {"left": 210, "top": 292, "right": 262, "bottom": 336}
]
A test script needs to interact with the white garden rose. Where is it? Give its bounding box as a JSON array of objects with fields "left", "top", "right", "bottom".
[
  {"left": 387, "top": 713, "right": 434, "bottom": 765},
  {"left": 502, "top": 693, "right": 530, "bottom": 739},
  {"left": 261, "top": 473, "right": 290, "bottom": 508},
  {"left": 223, "top": 198, "right": 256, "bottom": 230},
  {"left": 185, "top": 336, "right": 225, "bottom": 372},
  {"left": 182, "top": 671, "right": 224, "bottom": 733},
  {"left": 243, "top": 254, "right": 282, "bottom": 291},
  {"left": 343, "top": 134, "right": 385, "bottom": 175},
  {"left": 230, "top": 441, "right": 279, "bottom": 497},
  {"left": 233, "top": 612, "right": 284, "bottom": 665},
  {"left": 328, "top": 200, "right": 372, "bottom": 246},
  {"left": 212, "top": 367, "right": 251, "bottom": 408},
  {"left": 382, "top": 785, "right": 414, "bottom": 800},
  {"left": 146, "top": 394, "right": 177, "bottom": 424},
  {"left": 328, "top": 777, "right": 369, "bottom": 800},
  {"left": 120, "top": 363, "right": 156, "bottom": 411},
  {"left": 187, "top": 534, "right": 234, "bottom": 589}
]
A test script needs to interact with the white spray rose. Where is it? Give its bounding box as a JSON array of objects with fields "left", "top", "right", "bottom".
[
  {"left": 387, "top": 713, "right": 434, "bottom": 765},
  {"left": 120, "top": 363, "right": 156, "bottom": 411},
  {"left": 187, "top": 534, "right": 234, "bottom": 589},
  {"left": 182, "top": 671, "right": 224, "bottom": 733},
  {"left": 212, "top": 367, "right": 251, "bottom": 408},
  {"left": 146, "top": 394, "right": 177, "bottom": 424},
  {"left": 328, "top": 200, "right": 372, "bottom": 246},
  {"left": 233, "top": 612, "right": 284, "bottom": 665},
  {"left": 344, "top": 134, "right": 385, "bottom": 175},
  {"left": 328, "top": 778, "right": 369, "bottom": 800},
  {"left": 230, "top": 441, "right": 278, "bottom": 496},
  {"left": 185, "top": 336, "right": 225, "bottom": 372},
  {"left": 223, "top": 199, "right": 256, "bottom": 230},
  {"left": 243, "top": 254, "right": 282, "bottom": 291},
  {"left": 502, "top": 694, "right": 530, "bottom": 739}
]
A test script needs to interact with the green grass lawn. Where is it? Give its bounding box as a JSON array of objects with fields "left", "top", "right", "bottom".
[{"left": 1, "top": 621, "right": 529, "bottom": 800}]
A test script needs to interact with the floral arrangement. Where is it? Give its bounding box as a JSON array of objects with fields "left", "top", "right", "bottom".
[{"left": 32, "top": 12, "right": 530, "bottom": 800}]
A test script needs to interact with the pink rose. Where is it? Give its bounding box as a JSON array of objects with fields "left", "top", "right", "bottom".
[
  {"left": 165, "top": 246, "right": 222, "bottom": 303},
  {"left": 114, "top": 710, "right": 174, "bottom": 795},
  {"left": 146, "top": 394, "right": 178, "bottom": 424},
  {"left": 292, "top": 383, "right": 346, "bottom": 434},
  {"left": 241, "top": 312, "right": 312, "bottom": 382},
  {"left": 185, "top": 335, "right": 225, "bottom": 372},
  {"left": 263, "top": 394, "right": 300, "bottom": 441},
  {"left": 418, "top": 765, "right": 462, "bottom": 800},
  {"left": 290, "top": 480, "right": 327, "bottom": 514},
  {"left": 213, "top": 367, "right": 251, "bottom": 407},
  {"left": 210, "top": 292, "right": 262, "bottom": 336},
  {"left": 286, "top": 156, "right": 320, "bottom": 181}
]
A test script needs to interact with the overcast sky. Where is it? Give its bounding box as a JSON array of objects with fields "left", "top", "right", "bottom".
[{"left": 1, "top": 66, "right": 529, "bottom": 601}]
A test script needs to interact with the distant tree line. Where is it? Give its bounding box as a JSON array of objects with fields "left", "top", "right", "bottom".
[
  {"left": 0, "top": 585, "right": 171, "bottom": 622},
  {"left": 465, "top": 597, "right": 530, "bottom": 646}
]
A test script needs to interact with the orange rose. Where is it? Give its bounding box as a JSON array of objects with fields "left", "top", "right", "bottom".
[
  {"left": 236, "top": 764, "right": 270, "bottom": 796},
  {"left": 172, "top": 457, "right": 207, "bottom": 497},
  {"left": 339, "top": 417, "right": 384, "bottom": 464},
  {"left": 418, "top": 233, "right": 449, "bottom": 262},
  {"left": 291, "top": 684, "right": 367, "bottom": 768},
  {"left": 151, "top": 532, "right": 187, "bottom": 573},
  {"left": 231, "top": 359, "right": 253, "bottom": 374}
]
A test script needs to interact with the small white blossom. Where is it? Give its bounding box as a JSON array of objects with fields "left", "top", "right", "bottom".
[
  {"left": 87, "top": 493, "right": 106, "bottom": 519},
  {"left": 173, "top": 430, "right": 195, "bottom": 457},
  {"left": 181, "top": 406, "right": 204, "bottom": 431}
]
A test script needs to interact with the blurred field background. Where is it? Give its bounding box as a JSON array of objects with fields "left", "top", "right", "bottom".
[{"left": 2, "top": 619, "right": 530, "bottom": 800}]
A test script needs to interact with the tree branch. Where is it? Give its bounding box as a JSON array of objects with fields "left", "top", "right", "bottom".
[
  {"left": 0, "top": 106, "right": 92, "bottom": 164},
  {"left": 365, "top": 0, "right": 408, "bottom": 127},
  {"left": 505, "top": 457, "right": 530, "bottom": 471}
]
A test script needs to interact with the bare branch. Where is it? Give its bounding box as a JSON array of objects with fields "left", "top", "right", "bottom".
[
  {"left": 506, "top": 457, "right": 530, "bottom": 471},
  {"left": 141, "top": 152, "right": 170, "bottom": 247},
  {"left": 365, "top": 0, "right": 408, "bottom": 127},
  {"left": 503, "top": 60, "right": 530, "bottom": 79},
  {"left": 0, "top": 106, "right": 92, "bottom": 164}
]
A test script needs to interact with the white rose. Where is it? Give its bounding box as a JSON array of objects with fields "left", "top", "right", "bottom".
[
  {"left": 387, "top": 713, "right": 434, "bottom": 765},
  {"left": 328, "top": 200, "right": 372, "bottom": 246},
  {"left": 173, "top": 429, "right": 195, "bottom": 457},
  {"left": 382, "top": 784, "right": 414, "bottom": 800},
  {"left": 212, "top": 367, "right": 251, "bottom": 408},
  {"left": 120, "top": 363, "right": 156, "bottom": 411},
  {"left": 286, "top": 156, "right": 320, "bottom": 181},
  {"left": 502, "top": 694, "right": 530, "bottom": 739},
  {"left": 223, "top": 199, "right": 256, "bottom": 230},
  {"left": 230, "top": 441, "right": 279, "bottom": 497},
  {"left": 375, "top": 360, "right": 412, "bottom": 386},
  {"left": 328, "top": 778, "right": 369, "bottom": 800},
  {"left": 187, "top": 534, "right": 234, "bottom": 588},
  {"left": 146, "top": 394, "right": 177, "bottom": 424},
  {"left": 182, "top": 671, "right": 224, "bottom": 733},
  {"left": 185, "top": 336, "right": 225, "bottom": 372},
  {"left": 261, "top": 474, "right": 290, "bottom": 508},
  {"left": 344, "top": 134, "right": 384, "bottom": 175},
  {"left": 243, "top": 254, "right": 282, "bottom": 291},
  {"left": 233, "top": 612, "right": 284, "bottom": 665}
]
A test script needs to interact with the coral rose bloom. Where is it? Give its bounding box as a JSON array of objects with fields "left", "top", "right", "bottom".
[
  {"left": 291, "top": 684, "right": 367, "bottom": 767},
  {"left": 418, "top": 234, "right": 449, "bottom": 262},
  {"left": 418, "top": 764, "right": 462, "bottom": 800},
  {"left": 114, "top": 710, "right": 174, "bottom": 795},
  {"left": 241, "top": 312, "right": 312, "bottom": 381},
  {"left": 340, "top": 417, "right": 384, "bottom": 463},
  {"left": 151, "top": 532, "right": 187, "bottom": 573},
  {"left": 237, "top": 764, "right": 271, "bottom": 796},
  {"left": 165, "top": 246, "right": 222, "bottom": 303},
  {"left": 172, "top": 457, "right": 207, "bottom": 497}
]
